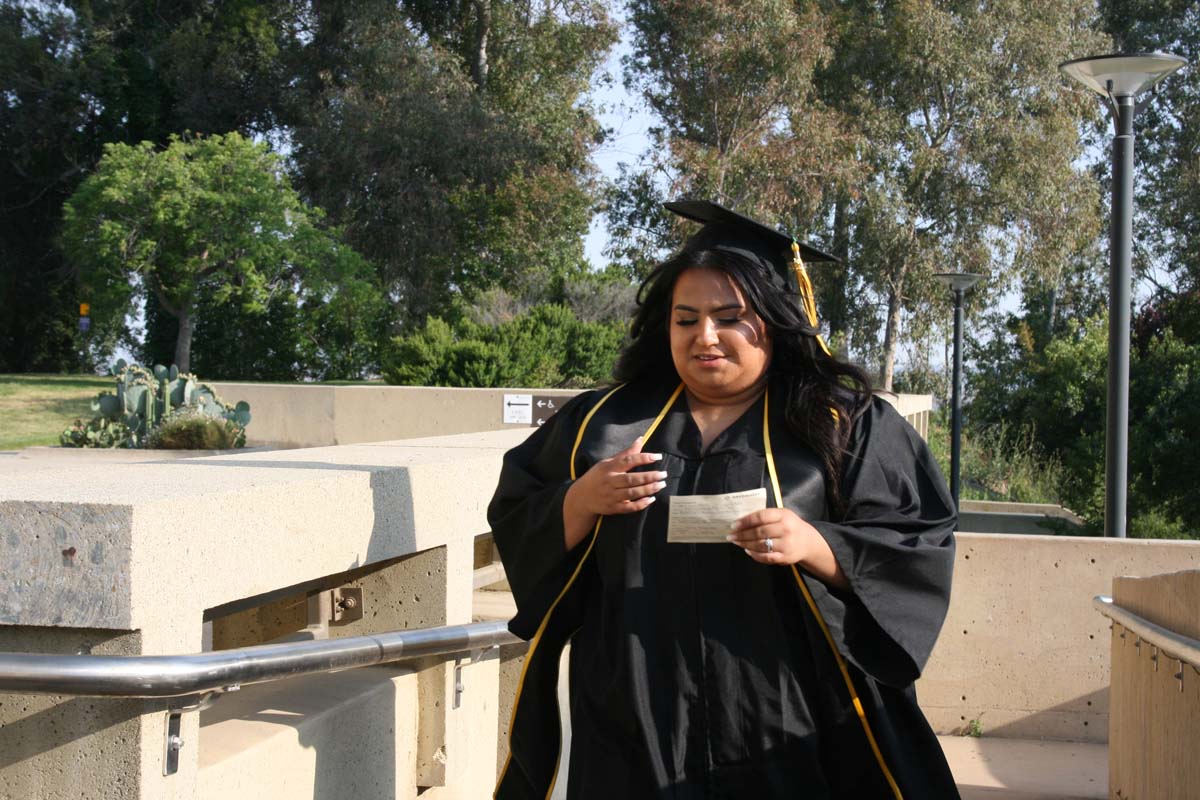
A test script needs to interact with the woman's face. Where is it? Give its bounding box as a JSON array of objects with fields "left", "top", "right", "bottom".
[{"left": 669, "top": 267, "right": 772, "bottom": 402}]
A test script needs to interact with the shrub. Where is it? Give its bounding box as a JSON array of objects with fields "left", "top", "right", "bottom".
[
  {"left": 384, "top": 304, "right": 625, "bottom": 388},
  {"left": 143, "top": 408, "right": 245, "bottom": 450}
]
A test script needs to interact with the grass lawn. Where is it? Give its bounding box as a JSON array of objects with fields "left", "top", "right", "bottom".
[{"left": 0, "top": 374, "right": 112, "bottom": 450}]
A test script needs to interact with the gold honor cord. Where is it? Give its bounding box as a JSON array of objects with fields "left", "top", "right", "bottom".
[
  {"left": 496, "top": 382, "right": 685, "bottom": 800},
  {"left": 762, "top": 391, "right": 904, "bottom": 800},
  {"left": 791, "top": 240, "right": 833, "bottom": 357}
]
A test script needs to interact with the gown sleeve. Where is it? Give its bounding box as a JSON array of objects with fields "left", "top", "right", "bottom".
[
  {"left": 806, "top": 396, "right": 957, "bottom": 688},
  {"left": 487, "top": 389, "right": 601, "bottom": 640}
]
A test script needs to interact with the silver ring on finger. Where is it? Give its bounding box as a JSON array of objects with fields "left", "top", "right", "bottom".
[{"left": 765, "top": 538, "right": 774, "bottom": 553}]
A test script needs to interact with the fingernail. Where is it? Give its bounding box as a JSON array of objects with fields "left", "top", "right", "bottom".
[
  {"left": 656, "top": 471, "right": 668, "bottom": 480},
  {"left": 725, "top": 534, "right": 736, "bottom": 542},
  {"left": 645, "top": 496, "right": 656, "bottom": 505},
  {"left": 743, "top": 548, "right": 752, "bottom": 555},
  {"left": 728, "top": 521, "right": 740, "bottom": 531},
  {"left": 655, "top": 481, "right": 667, "bottom": 490},
  {"left": 649, "top": 453, "right": 663, "bottom": 461}
]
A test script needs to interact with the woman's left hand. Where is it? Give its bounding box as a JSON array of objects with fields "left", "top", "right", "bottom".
[
  {"left": 727, "top": 507, "right": 820, "bottom": 566},
  {"left": 728, "top": 507, "right": 849, "bottom": 588}
]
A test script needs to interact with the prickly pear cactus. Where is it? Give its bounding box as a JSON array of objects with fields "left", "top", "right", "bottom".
[{"left": 64, "top": 361, "right": 252, "bottom": 449}]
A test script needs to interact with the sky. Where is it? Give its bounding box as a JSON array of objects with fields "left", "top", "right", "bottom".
[{"left": 582, "top": 9, "right": 653, "bottom": 270}]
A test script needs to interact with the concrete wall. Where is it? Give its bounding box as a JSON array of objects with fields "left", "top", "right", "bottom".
[
  {"left": 11, "top": 418, "right": 1179, "bottom": 800},
  {"left": 0, "top": 428, "right": 531, "bottom": 799},
  {"left": 209, "top": 383, "right": 935, "bottom": 448},
  {"left": 918, "top": 533, "right": 1200, "bottom": 743},
  {"left": 208, "top": 383, "right": 581, "bottom": 448}
]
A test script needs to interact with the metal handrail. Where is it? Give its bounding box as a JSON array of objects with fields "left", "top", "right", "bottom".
[
  {"left": 0, "top": 620, "right": 522, "bottom": 698},
  {"left": 1094, "top": 594, "right": 1200, "bottom": 668}
]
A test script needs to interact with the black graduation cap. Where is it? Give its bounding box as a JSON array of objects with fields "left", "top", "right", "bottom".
[
  {"left": 664, "top": 199, "right": 837, "bottom": 269},
  {"left": 664, "top": 199, "right": 833, "bottom": 354}
]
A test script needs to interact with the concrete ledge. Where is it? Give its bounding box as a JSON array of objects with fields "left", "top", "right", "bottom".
[
  {"left": 206, "top": 383, "right": 936, "bottom": 448},
  {"left": 956, "top": 510, "right": 1080, "bottom": 535},
  {"left": 940, "top": 736, "right": 1106, "bottom": 799},
  {"left": 0, "top": 429, "right": 531, "bottom": 650},
  {"left": 207, "top": 383, "right": 582, "bottom": 448},
  {"left": 198, "top": 655, "right": 501, "bottom": 800}
]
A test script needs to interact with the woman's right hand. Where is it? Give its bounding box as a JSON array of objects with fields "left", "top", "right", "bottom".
[{"left": 562, "top": 436, "right": 667, "bottom": 550}]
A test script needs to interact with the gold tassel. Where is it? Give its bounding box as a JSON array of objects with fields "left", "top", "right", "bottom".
[{"left": 791, "top": 240, "right": 832, "bottom": 356}]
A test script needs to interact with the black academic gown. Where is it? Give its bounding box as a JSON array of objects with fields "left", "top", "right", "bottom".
[{"left": 489, "top": 377, "right": 960, "bottom": 800}]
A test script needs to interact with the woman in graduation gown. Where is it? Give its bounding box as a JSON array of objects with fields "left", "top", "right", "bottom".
[{"left": 489, "top": 200, "right": 960, "bottom": 799}]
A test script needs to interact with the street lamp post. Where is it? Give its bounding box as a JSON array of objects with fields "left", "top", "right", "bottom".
[
  {"left": 934, "top": 272, "right": 984, "bottom": 509},
  {"left": 1059, "top": 53, "right": 1187, "bottom": 538}
]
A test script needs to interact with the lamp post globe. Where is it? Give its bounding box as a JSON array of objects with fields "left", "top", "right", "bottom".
[
  {"left": 1059, "top": 52, "right": 1187, "bottom": 538},
  {"left": 933, "top": 272, "right": 984, "bottom": 509}
]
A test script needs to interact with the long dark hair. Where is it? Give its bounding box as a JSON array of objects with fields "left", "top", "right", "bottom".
[{"left": 613, "top": 247, "right": 873, "bottom": 518}]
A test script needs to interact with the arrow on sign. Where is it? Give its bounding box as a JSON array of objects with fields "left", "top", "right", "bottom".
[{"left": 507, "top": 400, "right": 530, "bottom": 407}]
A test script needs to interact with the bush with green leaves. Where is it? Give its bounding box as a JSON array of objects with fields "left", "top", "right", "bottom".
[
  {"left": 143, "top": 408, "right": 246, "bottom": 450},
  {"left": 969, "top": 312, "right": 1200, "bottom": 539},
  {"left": 60, "top": 360, "right": 251, "bottom": 449},
  {"left": 384, "top": 304, "right": 625, "bottom": 388}
]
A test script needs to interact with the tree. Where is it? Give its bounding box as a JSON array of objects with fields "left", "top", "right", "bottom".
[
  {"left": 61, "top": 132, "right": 379, "bottom": 374},
  {"left": 612, "top": 0, "right": 864, "bottom": 279},
  {"left": 616, "top": 0, "right": 1108, "bottom": 389},
  {"left": 0, "top": 0, "right": 296, "bottom": 371},
  {"left": 286, "top": 1, "right": 617, "bottom": 324},
  {"left": 1098, "top": 0, "right": 1200, "bottom": 300},
  {"left": 813, "top": 0, "right": 1107, "bottom": 389}
]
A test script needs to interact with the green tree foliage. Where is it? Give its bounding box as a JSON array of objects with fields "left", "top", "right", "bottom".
[
  {"left": 384, "top": 305, "right": 624, "bottom": 388},
  {"left": 969, "top": 310, "right": 1200, "bottom": 538},
  {"left": 61, "top": 132, "right": 382, "bottom": 376},
  {"left": 1099, "top": 0, "right": 1200, "bottom": 296},
  {"left": 287, "top": 0, "right": 617, "bottom": 324},
  {"left": 0, "top": 0, "right": 295, "bottom": 371},
  {"left": 615, "top": 0, "right": 1106, "bottom": 390},
  {"left": 612, "top": 0, "right": 863, "bottom": 276}
]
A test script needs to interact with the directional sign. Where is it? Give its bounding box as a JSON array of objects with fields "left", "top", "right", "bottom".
[
  {"left": 532, "top": 395, "right": 562, "bottom": 428},
  {"left": 502, "top": 393, "right": 533, "bottom": 425}
]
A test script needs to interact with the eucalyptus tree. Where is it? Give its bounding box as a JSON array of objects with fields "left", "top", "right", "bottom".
[
  {"left": 815, "top": 0, "right": 1107, "bottom": 389},
  {"left": 612, "top": 0, "right": 865, "bottom": 284},
  {"left": 1098, "top": 0, "right": 1200, "bottom": 302},
  {"left": 287, "top": 0, "right": 617, "bottom": 325},
  {"left": 615, "top": 0, "right": 1107, "bottom": 389}
]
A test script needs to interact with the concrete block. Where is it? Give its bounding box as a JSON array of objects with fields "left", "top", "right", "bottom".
[
  {"left": 1, "top": 502, "right": 134, "bottom": 628},
  {"left": 939, "top": 736, "right": 1107, "bottom": 799},
  {"left": 197, "top": 666, "right": 421, "bottom": 800},
  {"left": 919, "top": 533, "right": 1200, "bottom": 742},
  {"left": 0, "top": 627, "right": 176, "bottom": 800}
]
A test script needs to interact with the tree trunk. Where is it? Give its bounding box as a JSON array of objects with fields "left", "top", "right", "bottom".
[
  {"left": 174, "top": 311, "right": 195, "bottom": 374},
  {"left": 1046, "top": 286, "right": 1057, "bottom": 338},
  {"left": 879, "top": 269, "right": 905, "bottom": 392},
  {"left": 471, "top": 0, "right": 491, "bottom": 90},
  {"left": 825, "top": 194, "right": 851, "bottom": 346}
]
